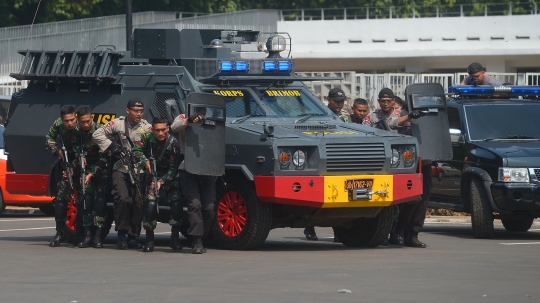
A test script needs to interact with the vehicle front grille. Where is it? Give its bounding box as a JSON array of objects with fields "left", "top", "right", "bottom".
[
  {"left": 326, "top": 142, "right": 385, "bottom": 172},
  {"left": 534, "top": 169, "right": 540, "bottom": 180}
]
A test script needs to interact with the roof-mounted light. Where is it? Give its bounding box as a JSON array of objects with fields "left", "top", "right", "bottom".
[
  {"left": 235, "top": 61, "right": 248, "bottom": 71},
  {"left": 220, "top": 61, "right": 233, "bottom": 72},
  {"left": 264, "top": 61, "right": 277, "bottom": 71},
  {"left": 449, "top": 85, "right": 540, "bottom": 95},
  {"left": 278, "top": 61, "right": 292, "bottom": 71},
  {"left": 266, "top": 35, "right": 287, "bottom": 58}
]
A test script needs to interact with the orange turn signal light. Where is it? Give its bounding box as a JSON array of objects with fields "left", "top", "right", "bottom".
[{"left": 402, "top": 150, "right": 414, "bottom": 160}]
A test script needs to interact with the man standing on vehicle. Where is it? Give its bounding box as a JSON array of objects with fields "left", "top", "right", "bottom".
[
  {"left": 171, "top": 109, "right": 215, "bottom": 254},
  {"left": 133, "top": 117, "right": 182, "bottom": 253},
  {"left": 460, "top": 62, "right": 501, "bottom": 86},
  {"left": 74, "top": 107, "right": 107, "bottom": 248},
  {"left": 92, "top": 99, "right": 152, "bottom": 250},
  {"left": 304, "top": 88, "right": 351, "bottom": 241},
  {"left": 46, "top": 105, "right": 78, "bottom": 247}
]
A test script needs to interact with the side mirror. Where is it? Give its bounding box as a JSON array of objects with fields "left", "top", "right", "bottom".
[{"left": 449, "top": 128, "right": 464, "bottom": 144}]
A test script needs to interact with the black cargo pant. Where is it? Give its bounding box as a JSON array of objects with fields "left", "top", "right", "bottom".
[
  {"left": 111, "top": 171, "right": 143, "bottom": 238},
  {"left": 397, "top": 164, "right": 433, "bottom": 234},
  {"left": 179, "top": 170, "right": 216, "bottom": 238}
]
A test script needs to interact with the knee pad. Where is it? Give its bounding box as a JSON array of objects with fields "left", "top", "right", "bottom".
[
  {"left": 83, "top": 194, "right": 94, "bottom": 214},
  {"left": 170, "top": 200, "right": 183, "bottom": 223},
  {"left": 142, "top": 219, "right": 157, "bottom": 231},
  {"left": 55, "top": 200, "right": 68, "bottom": 221},
  {"left": 145, "top": 201, "right": 157, "bottom": 222},
  {"left": 94, "top": 195, "right": 107, "bottom": 217}
]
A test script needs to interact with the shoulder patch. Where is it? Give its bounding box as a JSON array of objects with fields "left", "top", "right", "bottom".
[
  {"left": 394, "top": 109, "right": 401, "bottom": 116},
  {"left": 378, "top": 110, "right": 384, "bottom": 118},
  {"left": 106, "top": 120, "right": 115, "bottom": 128},
  {"left": 179, "top": 114, "right": 186, "bottom": 120}
]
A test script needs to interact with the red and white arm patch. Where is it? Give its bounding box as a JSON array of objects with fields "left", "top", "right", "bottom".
[
  {"left": 105, "top": 120, "right": 115, "bottom": 128},
  {"left": 179, "top": 114, "right": 186, "bottom": 120},
  {"left": 136, "top": 141, "right": 144, "bottom": 147}
]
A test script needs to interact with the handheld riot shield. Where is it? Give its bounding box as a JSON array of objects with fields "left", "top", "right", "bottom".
[
  {"left": 184, "top": 92, "right": 226, "bottom": 176},
  {"left": 405, "top": 83, "right": 452, "bottom": 162}
]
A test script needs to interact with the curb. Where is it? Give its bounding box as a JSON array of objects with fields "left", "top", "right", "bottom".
[
  {"left": 424, "top": 217, "right": 470, "bottom": 223},
  {"left": 2, "top": 208, "right": 45, "bottom": 216}
]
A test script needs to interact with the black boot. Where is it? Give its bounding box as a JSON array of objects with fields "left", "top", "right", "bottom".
[
  {"left": 389, "top": 227, "right": 404, "bottom": 246},
  {"left": 127, "top": 235, "right": 143, "bottom": 249},
  {"left": 143, "top": 230, "right": 155, "bottom": 253},
  {"left": 303, "top": 227, "right": 318, "bottom": 241},
  {"left": 93, "top": 227, "right": 103, "bottom": 248},
  {"left": 406, "top": 232, "right": 426, "bottom": 248},
  {"left": 192, "top": 237, "right": 204, "bottom": 254},
  {"left": 78, "top": 226, "right": 93, "bottom": 248},
  {"left": 117, "top": 231, "right": 127, "bottom": 250},
  {"left": 49, "top": 221, "right": 65, "bottom": 247},
  {"left": 170, "top": 227, "right": 182, "bottom": 251}
]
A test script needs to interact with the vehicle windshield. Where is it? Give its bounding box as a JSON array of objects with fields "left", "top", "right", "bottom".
[
  {"left": 464, "top": 104, "right": 540, "bottom": 140},
  {"left": 209, "top": 89, "right": 266, "bottom": 118},
  {"left": 260, "top": 89, "right": 327, "bottom": 118}
]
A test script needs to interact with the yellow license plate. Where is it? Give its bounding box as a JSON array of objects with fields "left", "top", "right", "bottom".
[{"left": 344, "top": 179, "right": 374, "bottom": 191}]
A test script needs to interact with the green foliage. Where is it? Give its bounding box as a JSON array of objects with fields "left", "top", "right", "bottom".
[{"left": 0, "top": 0, "right": 536, "bottom": 27}]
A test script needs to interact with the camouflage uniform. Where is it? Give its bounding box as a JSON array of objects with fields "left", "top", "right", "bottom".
[
  {"left": 72, "top": 123, "right": 107, "bottom": 228},
  {"left": 133, "top": 132, "right": 181, "bottom": 231},
  {"left": 46, "top": 118, "right": 78, "bottom": 246}
]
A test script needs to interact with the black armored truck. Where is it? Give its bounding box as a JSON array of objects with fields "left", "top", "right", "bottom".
[{"left": 5, "top": 29, "right": 430, "bottom": 250}]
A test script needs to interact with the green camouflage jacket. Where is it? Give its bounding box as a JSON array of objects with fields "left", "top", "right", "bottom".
[{"left": 133, "top": 132, "right": 181, "bottom": 185}]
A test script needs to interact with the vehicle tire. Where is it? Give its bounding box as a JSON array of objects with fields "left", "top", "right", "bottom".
[
  {"left": 0, "top": 190, "right": 5, "bottom": 215},
  {"left": 211, "top": 177, "right": 272, "bottom": 250},
  {"left": 501, "top": 217, "right": 534, "bottom": 232},
  {"left": 332, "top": 206, "right": 393, "bottom": 248},
  {"left": 470, "top": 178, "right": 495, "bottom": 239},
  {"left": 100, "top": 206, "right": 114, "bottom": 240},
  {"left": 39, "top": 204, "right": 55, "bottom": 216}
]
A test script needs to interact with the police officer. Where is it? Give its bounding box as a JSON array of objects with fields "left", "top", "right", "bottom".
[
  {"left": 46, "top": 106, "right": 78, "bottom": 247},
  {"left": 367, "top": 88, "right": 423, "bottom": 131},
  {"left": 133, "top": 117, "right": 182, "bottom": 253},
  {"left": 171, "top": 109, "right": 215, "bottom": 254},
  {"left": 92, "top": 99, "right": 152, "bottom": 250},
  {"left": 304, "top": 88, "right": 351, "bottom": 241},
  {"left": 460, "top": 62, "right": 501, "bottom": 86},
  {"left": 73, "top": 107, "right": 106, "bottom": 248}
]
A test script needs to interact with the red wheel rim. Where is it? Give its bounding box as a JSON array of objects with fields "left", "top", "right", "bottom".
[
  {"left": 65, "top": 189, "right": 78, "bottom": 232},
  {"left": 217, "top": 191, "right": 247, "bottom": 237}
]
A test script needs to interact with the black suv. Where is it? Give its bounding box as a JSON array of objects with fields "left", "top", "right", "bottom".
[{"left": 429, "top": 96, "right": 540, "bottom": 238}]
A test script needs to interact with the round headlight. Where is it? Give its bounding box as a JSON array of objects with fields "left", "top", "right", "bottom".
[
  {"left": 391, "top": 148, "right": 400, "bottom": 167},
  {"left": 266, "top": 35, "right": 287, "bottom": 52},
  {"left": 292, "top": 150, "right": 306, "bottom": 167}
]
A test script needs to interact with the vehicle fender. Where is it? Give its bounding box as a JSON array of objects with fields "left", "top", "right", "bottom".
[
  {"left": 461, "top": 167, "right": 501, "bottom": 213},
  {"left": 225, "top": 164, "right": 254, "bottom": 181}
]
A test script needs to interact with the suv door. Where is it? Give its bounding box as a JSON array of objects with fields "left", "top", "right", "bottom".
[{"left": 431, "top": 105, "right": 464, "bottom": 206}]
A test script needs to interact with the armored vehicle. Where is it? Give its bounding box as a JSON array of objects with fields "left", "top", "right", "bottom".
[
  {"left": 429, "top": 85, "right": 540, "bottom": 238},
  {"left": 5, "top": 29, "right": 425, "bottom": 249}
]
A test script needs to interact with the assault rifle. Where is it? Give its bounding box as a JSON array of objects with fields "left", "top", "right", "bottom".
[
  {"left": 113, "top": 132, "right": 142, "bottom": 198},
  {"left": 60, "top": 135, "right": 74, "bottom": 189},
  {"left": 149, "top": 144, "right": 160, "bottom": 213},
  {"left": 78, "top": 136, "right": 87, "bottom": 208}
]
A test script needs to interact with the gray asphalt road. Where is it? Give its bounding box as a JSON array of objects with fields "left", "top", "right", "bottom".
[{"left": 0, "top": 214, "right": 539, "bottom": 303}]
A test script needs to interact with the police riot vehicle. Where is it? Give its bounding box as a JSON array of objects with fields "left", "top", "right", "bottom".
[
  {"left": 428, "top": 85, "right": 540, "bottom": 238},
  {"left": 4, "top": 29, "right": 450, "bottom": 250}
]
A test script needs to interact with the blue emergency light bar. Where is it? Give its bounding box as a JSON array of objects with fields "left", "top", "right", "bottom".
[
  {"left": 235, "top": 61, "right": 248, "bottom": 71},
  {"left": 264, "top": 61, "right": 277, "bottom": 71},
  {"left": 220, "top": 61, "right": 233, "bottom": 71},
  {"left": 216, "top": 59, "right": 293, "bottom": 75},
  {"left": 449, "top": 85, "right": 540, "bottom": 95}
]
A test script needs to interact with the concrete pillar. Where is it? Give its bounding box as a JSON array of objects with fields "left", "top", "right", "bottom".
[
  {"left": 405, "top": 59, "right": 425, "bottom": 73},
  {"left": 483, "top": 58, "right": 506, "bottom": 73}
]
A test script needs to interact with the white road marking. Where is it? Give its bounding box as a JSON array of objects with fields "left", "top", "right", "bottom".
[
  {"left": 154, "top": 232, "right": 172, "bottom": 235},
  {"left": 0, "top": 227, "right": 55, "bottom": 232},
  {"left": 0, "top": 218, "right": 54, "bottom": 222},
  {"left": 500, "top": 242, "right": 540, "bottom": 245},
  {"left": 424, "top": 222, "right": 471, "bottom": 225}
]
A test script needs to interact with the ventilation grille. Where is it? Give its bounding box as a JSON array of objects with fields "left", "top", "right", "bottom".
[
  {"left": 534, "top": 169, "right": 540, "bottom": 180},
  {"left": 293, "top": 125, "right": 337, "bottom": 131},
  {"left": 195, "top": 59, "right": 218, "bottom": 78},
  {"left": 152, "top": 92, "right": 178, "bottom": 119},
  {"left": 326, "top": 142, "right": 385, "bottom": 172}
]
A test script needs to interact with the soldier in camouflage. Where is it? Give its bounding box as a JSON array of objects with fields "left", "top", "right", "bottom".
[
  {"left": 46, "top": 106, "right": 78, "bottom": 247},
  {"left": 133, "top": 116, "right": 182, "bottom": 252},
  {"left": 72, "top": 107, "right": 108, "bottom": 248}
]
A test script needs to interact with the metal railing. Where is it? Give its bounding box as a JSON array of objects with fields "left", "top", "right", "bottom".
[{"left": 280, "top": 2, "right": 538, "bottom": 21}]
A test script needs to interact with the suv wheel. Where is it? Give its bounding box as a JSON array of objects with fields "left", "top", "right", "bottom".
[
  {"left": 470, "top": 178, "right": 495, "bottom": 239},
  {"left": 211, "top": 177, "right": 271, "bottom": 250},
  {"left": 501, "top": 217, "right": 534, "bottom": 232},
  {"left": 332, "top": 207, "right": 393, "bottom": 247}
]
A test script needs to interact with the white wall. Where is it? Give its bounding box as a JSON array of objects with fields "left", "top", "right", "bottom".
[{"left": 279, "top": 15, "right": 540, "bottom": 73}]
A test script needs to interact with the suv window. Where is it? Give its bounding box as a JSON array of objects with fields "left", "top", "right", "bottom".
[
  {"left": 464, "top": 104, "right": 540, "bottom": 140},
  {"left": 447, "top": 106, "right": 462, "bottom": 131}
]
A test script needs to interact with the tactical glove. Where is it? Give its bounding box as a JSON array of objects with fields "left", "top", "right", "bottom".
[
  {"left": 408, "top": 110, "right": 424, "bottom": 119},
  {"left": 187, "top": 114, "right": 200, "bottom": 123}
]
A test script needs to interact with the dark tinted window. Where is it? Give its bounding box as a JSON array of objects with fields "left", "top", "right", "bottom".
[
  {"left": 260, "top": 89, "right": 326, "bottom": 117},
  {"left": 464, "top": 104, "right": 540, "bottom": 140},
  {"left": 0, "top": 126, "right": 4, "bottom": 147},
  {"left": 208, "top": 89, "right": 265, "bottom": 118},
  {"left": 447, "top": 107, "right": 462, "bottom": 131}
]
